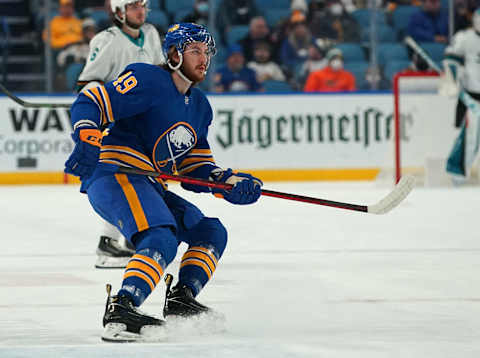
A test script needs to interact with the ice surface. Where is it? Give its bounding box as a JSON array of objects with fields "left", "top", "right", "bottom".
[{"left": 1, "top": 182, "right": 480, "bottom": 357}]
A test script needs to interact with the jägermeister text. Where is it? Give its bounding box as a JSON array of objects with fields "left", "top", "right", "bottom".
[{"left": 215, "top": 108, "right": 411, "bottom": 149}]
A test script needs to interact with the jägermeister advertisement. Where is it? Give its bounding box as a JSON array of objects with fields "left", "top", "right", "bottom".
[
  {"left": 0, "top": 94, "right": 457, "bottom": 178},
  {"left": 208, "top": 93, "right": 456, "bottom": 170}
]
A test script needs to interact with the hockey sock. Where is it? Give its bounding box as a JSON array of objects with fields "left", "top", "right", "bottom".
[
  {"left": 178, "top": 245, "right": 220, "bottom": 296},
  {"left": 118, "top": 226, "right": 177, "bottom": 306}
]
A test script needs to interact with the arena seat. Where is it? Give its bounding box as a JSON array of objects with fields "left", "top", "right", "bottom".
[
  {"left": 164, "top": 0, "right": 194, "bottom": 14},
  {"left": 334, "top": 43, "right": 366, "bottom": 62},
  {"left": 65, "top": 63, "right": 84, "bottom": 91},
  {"left": 263, "top": 80, "right": 292, "bottom": 93},
  {"left": 419, "top": 42, "right": 446, "bottom": 62},
  {"left": 383, "top": 60, "right": 410, "bottom": 83},
  {"left": 148, "top": 10, "right": 169, "bottom": 29},
  {"left": 351, "top": 8, "right": 387, "bottom": 28},
  {"left": 264, "top": 8, "right": 290, "bottom": 27},
  {"left": 377, "top": 43, "right": 409, "bottom": 65},
  {"left": 226, "top": 25, "right": 249, "bottom": 46}
]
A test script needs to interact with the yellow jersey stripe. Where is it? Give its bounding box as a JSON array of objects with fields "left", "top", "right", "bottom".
[
  {"left": 82, "top": 90, "right": 102, "bottom": 121},
  {"left": 99, "top": 85, "right": 114, "bottom": 123},
  {"left": 114, "top": 173, "right": 149, "bottom": 232},
  {"left": 102, "top": 145, "right": 152, "bottom": 163},
  {"left": 89, "top": 87, "right": 107, "bottom": 126},
  {"left": 179, "top": 157, "right": 215, "bottom": 167},
  {"left": 189, "top": 149, "right": 212, "bottom": 155},
  {"left": 100, "top": 152, "right": 155, "bottom": 171},
  {"left": 178, "top": 162, "right": 215, "bottom": 175}
]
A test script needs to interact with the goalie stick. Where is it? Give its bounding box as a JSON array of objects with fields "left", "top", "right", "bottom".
[
  {"left": 404, "top": 36, "right": 480, "bottom": 119},
  {"left": 117, "top": 167, "right": 415, "bottom": 215},
  {"left": 0, "top": 82, "right": 71, "bottom": 108},
  {"left": 404, "top": 36, "right": 480, "bottom": 177}
]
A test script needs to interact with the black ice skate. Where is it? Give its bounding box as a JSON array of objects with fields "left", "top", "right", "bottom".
[
  {"left": 163, "top": 274, "right": 211, "bottom": 318},
  {"left": 101, "top": 284, "right": 166, "bottom": 342},
  {"left": 95, "top": 236, "right": 135, "bottom": 269}
]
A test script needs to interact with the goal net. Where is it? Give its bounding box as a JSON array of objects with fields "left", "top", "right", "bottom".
[{"left": 381, "top": 71, "right": 462, "bottom": 186}]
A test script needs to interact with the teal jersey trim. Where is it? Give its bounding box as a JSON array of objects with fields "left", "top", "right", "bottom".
[
  {"left": 445, "top": 53, "right": 465, "bottom": 66},
  {"left": 121, "top": 29, "right": 145, "bottom": 48}
]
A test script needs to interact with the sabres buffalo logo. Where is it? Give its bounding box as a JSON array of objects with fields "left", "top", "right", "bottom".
[
  {"left": 169, "top": 126, "right": 194, "bottom": 149},
  {"left": 153, "top": 122, "right": 197, "bottom": 172}
]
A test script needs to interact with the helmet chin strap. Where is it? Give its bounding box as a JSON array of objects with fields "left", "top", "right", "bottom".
[{"left": 167, "top": 51, "right": 193, "bottom": 87}]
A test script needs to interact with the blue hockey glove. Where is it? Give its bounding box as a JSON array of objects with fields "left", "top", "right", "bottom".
[
  {"left": 64, "top": 128, "right": 102, "bottom": 179},
  {"left": 210, "top": 168, "right": 263, "bottom": 205}
]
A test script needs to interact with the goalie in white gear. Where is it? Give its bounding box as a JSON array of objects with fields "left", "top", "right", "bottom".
[
  {"left": 443, "top": 8, "right": 480, "bottom": 128},
  {"left": 76, "top": 0, "right": 165, "bottom": 269}
]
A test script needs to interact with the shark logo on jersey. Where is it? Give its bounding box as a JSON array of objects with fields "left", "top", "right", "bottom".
[{"left": 153, "top": 122, "right": 197, "bottom": 172}]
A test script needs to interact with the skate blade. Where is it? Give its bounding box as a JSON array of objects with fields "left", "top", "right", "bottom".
[
  {"left": 95, "top": 256, "right": 130, "bottom": 269},
  {"left": 101, "top": 323, "right": 167, "bottom": 343}
]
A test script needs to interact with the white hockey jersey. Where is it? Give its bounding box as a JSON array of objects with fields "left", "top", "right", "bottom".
[
  {"left": 77, "top": 23, "right": 164, "bottom": 87},
  {"left": 445, "top": 28, "right": 480, "bottom": 93}
]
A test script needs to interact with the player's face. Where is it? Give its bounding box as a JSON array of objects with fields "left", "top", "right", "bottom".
[
  {"left": 182, "top": 42, "right": 211, "bottom": 83},
  {"left": 125, "top": 1, "right": 146, "bottom": 29}
]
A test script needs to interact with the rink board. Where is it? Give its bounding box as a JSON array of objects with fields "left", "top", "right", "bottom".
[{"left": 0, "top": 92, "right": 456, "bottom": 183}]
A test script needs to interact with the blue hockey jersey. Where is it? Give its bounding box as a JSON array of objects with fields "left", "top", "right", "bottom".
[{"left": 70, "top": 63, "right": 219, "bottom": 190}]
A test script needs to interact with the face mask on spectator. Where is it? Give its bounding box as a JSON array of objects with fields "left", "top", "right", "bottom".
[
  {"left": 330, "top": 58, "right": 343, "bottom": 70},
  {"left": 329, "top": 3, "right": 343, "bottom": 16}
]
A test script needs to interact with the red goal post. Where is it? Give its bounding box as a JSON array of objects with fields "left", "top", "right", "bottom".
[{"left": 391, "top": 71, "right": 459, "bottom": 186}]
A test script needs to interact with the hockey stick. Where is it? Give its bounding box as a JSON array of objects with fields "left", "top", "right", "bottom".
[
  {"left": 0, "top": 82, "right": 71, "bottom": 108},
  {"left": 404, "top": 36, "right": 480, "bottom": 118},
  {"left": 117, "top": 167, "right": 415, "bottom": 214}
]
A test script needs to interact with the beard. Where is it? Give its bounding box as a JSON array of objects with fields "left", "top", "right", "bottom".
[
  {"left": 181, "top": 63, "right": 206, "bottom": 83},
  {"left": 125, "top": 17, "right": 144, "bottom": 29}
]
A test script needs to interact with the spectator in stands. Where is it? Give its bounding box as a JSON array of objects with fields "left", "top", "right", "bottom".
[
  {"left": 407, "top": 0, "right": 448, "bottom": 43},
  {"left": 297, "top": 38, "right": 330, "bottom": 87},
  {"left": 216, "top": 0, "right": 260, "bottom": 45},
  {"left": 213, "top": 44, "right": 263, "bottom": 92},
  {"left": 55, "top": 18, "right": 97, "bottom": 91},
  {"left": 291, "top": 0, "right": 308, "bottom": 15},
  {"left": 181, "top": 0, "right": 209, "bottom": 27},
  {"left": 304, "top": 48, "right": 356, "bottom": 92},
  {"left": 280, "top": 11, "right": 312, "bottom": 75},
  {"left": 340, "top": 0, "right": 357, "bottom": 13},
  {"left": 247, "top": 40, "right": 286, "bottom": 82},
  {"left": 43, "top": 0, "right": 83, "bottom": 50},
  {"left": 57, "top": 17, "right": 97, "bottom": 69},
  {"left": 307, "top": 0, "right": 360, "bottom": 42},
  {"left": 385, "top": 0, "right": 421, "bottom": 13},
  {"left": 454, "top": 0, "right": 473, "bottom": 32},
  {"left": 238, "top": 16, "right": 278, "bottom": 63}
]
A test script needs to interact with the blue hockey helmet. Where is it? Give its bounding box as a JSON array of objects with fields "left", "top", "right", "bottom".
[{"left": 162, "top": 23, "right": 217, "bottom": 60}]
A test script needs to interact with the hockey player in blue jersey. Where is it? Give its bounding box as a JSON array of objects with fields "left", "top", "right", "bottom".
[{"left": 64, "top": 23, "right": 263, "bottom": 342}]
